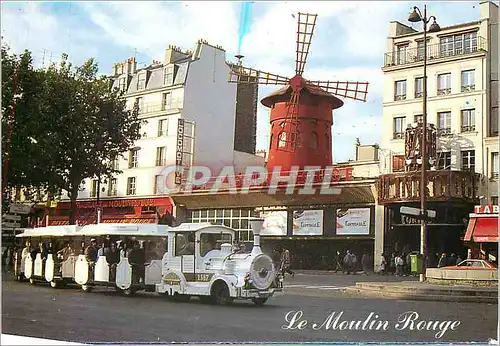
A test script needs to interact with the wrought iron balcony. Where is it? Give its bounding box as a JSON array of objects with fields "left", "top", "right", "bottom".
[
  {"left": 383, "top": 37, "right": 487, "bottom": 68},
  {"left": 461, "top": 84, "right": 476, "bottom": 92},
  {"left": 378, "top": 170, "right": 480, "bottom": 204},
  {"left": 136, "top": 100, "right": 183, "bottom": 115}
]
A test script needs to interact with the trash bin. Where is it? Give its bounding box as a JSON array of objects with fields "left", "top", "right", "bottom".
[{"left": 410, "top": 254, "right": 424, "bottom": 274}]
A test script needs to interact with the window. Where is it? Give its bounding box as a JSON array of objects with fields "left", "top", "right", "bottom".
[
  {"left": 128, "top": 149, "right": 139, "bottom": 168},
  {"left": 154, "top": 175, "right": 163, "bottom": 194},
  {"left": 414, "top": 114, "right": 423, "bottom": 123},
  {"left": 492, "top": 196, "right": 499, "bottom": 205},
  {"left": 392, "top": 155, "right": 405, "bottom": 172},
  {"left": 118, "top": 77, "right": 126, "bottom": 92},
  {"left": 309, "top": 132, "right": 318, "bottom": 149},
  {"left": 417, "top": 41, "right": 425, "bottom": 60},
  {"left": 188, "top": 208, "right": 255, "bottom": 242},
  {"left": 137, "top": 73, "right": 146, "bottom": 90},
  {"left": 396, "top": 44, "right": 408, "bottom": 65},
  {"left": 164, "top": 66, "right": 174, "bottom": 85},
  {"left": 278, "top": 132, "right": 287, "bottom": 148},
  {"left": 461, "top": 150, "right": 475, "bottom": 171},
  {"left": 175, "top": 232, "right": 195, "bottom": 256},
  {"left": 414, "top": 77, "right": 423, "bottom": 98},
  {"left": 110, "top": 156, "right": 119, "bottom": 170},
  {"left": 437, "top": 73, "right": 451, "bottom": 95},
  {"left": 440, "top": 32, "right": 477, "bottom": 56},
  {"left": 90, "top": 179, "right": 98, "bottom": 198},
  {"left": 394, "top": 80, "right": 407, "bottom": 101},
  {"left": 200, "top": 233, "right": 233, "bottom": 257},
  {"left": 461, "top": 109, "right": 475, "bottom": 132},
  {"left": 108, "top": 178, "right": 117, "bottom": 196},
  {"left": 126, "top": 177, "right": 136, "bottom": 195},
  {"left": 437, "top": 152, "right": 451, "bottom": 170},
  {"left": 158, "top": 119, "right": 168, "bottom": 137},
  {"left": 156, "top": 146, "right": 166, "bottom": 166},
  {"left": 393, "top": 117, "right": 406, "bottom": 139},
  {"left": 461, "top": 70, "right": 475, "bottom": 92},
  {"left": 437, "top": 112, "right": 451, "bottom": 135},
  {"left": 492, "top": 152, "right": 499, "bottom": 179},
  {"left": 135, "top": 97, "right": 143, "bottom": 113},
  {"left": 162, "top": 92, "right": 172, "bottom": 110}
]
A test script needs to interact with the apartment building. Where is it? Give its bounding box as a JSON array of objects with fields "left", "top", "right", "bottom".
[
  {"left": 376, "top": 1, "right": 498, "bottom": 262},
  {"left": 46, "top": 40, "right": 263, "bottom": 226}
]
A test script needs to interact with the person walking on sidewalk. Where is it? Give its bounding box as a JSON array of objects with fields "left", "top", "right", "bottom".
[
  {"left": 333, "top": 251, "right": 343, "bottom": 273},
  {"left": 378, "top": 253, "right": 387, "bottom": 275},
  {"left": 280, "top": 247, "right": 294, "bottom": 278},
  {"left": 395, "top": 254, "right": 404, "bottom": 276},
  {"left": 438, "top": 253, "right": 447, "bottom": 268}
]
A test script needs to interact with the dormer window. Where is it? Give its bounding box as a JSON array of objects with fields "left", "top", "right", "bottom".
[
  {"left": 137, "top": 73, "right": 146, "bottom": 90},
  {"left": 164, "top": 66, "right": 174, "bottom": 85},
  {"left": 118, "top": 77, "right": 126, "bottom": 92}
]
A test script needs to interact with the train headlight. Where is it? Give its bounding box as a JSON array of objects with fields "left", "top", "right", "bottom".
[{"left": 249, "top": 254, "right": 275, "bottom": 290}]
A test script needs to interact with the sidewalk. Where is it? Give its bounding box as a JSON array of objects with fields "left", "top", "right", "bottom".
[{"left": 346, "top": 280, "right": 498, "bottom": 303}]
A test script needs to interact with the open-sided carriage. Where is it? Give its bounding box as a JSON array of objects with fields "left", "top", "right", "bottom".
[
  {"left": 73, "top": 223, "right": 169, "bottom": 296},
  {"left": 156, "top": 219, "right": 283, "bottom": 306},
  {"left": 15, "top": 225, "right": 83, "bottom": 288}
]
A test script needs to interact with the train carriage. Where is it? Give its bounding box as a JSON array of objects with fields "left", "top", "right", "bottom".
[
  {"left": 156, "top": 219, "right": 283, "bottom": 306},
  {"left": 15, "top": 225, "right": 83, "bottom": 288},
  {"left": 73, "top": 223, "right": 169, "bottom": 296}
]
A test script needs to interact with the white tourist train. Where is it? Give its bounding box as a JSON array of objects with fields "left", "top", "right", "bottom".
[{"left": 14, "top": 219, "right": 283, "bottom": 306}]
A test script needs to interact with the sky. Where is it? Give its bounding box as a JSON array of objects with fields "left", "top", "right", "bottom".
[{"left": 1, "top": 1, "right": 492, "bottom": 162}]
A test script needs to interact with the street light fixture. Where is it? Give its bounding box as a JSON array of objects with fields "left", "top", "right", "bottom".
[{"left": 408, "top": 5, "right": 440, "bottom": 283}]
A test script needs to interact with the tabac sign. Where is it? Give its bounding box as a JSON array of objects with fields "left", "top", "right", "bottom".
[
  {"left": 175, "top": 118, "right": 185, "bottom": 185},
  {"left": 474, "top": 205, "right": 499, "bottom": 214}
]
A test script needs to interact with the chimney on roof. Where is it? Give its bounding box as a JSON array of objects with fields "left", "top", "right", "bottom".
[
  {"left": 164, "top": 44, "right": 190, "bottom": 64},
  {"left": 125, "top": 57, "right": 137, "bottom": 75}
]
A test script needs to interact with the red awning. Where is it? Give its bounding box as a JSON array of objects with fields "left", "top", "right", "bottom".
[{"left": 465, "top": 217, "right": 499, "bottom": 243}]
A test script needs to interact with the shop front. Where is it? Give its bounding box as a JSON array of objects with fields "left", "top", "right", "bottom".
[
  {"left": 171, "top": 179, "right": 379, "bottom": 270},
  {"left": 463, "top": 204, "right": 498, "bottom": 264},
  {"left": 46, "top": 197, "right": 173, "bottom": 226}
]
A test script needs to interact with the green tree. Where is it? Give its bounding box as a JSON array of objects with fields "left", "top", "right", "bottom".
[{"left": 39, "top": 54, "right": 142, "bottom": 224}]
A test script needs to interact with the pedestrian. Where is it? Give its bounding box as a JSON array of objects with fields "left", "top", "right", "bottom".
[
  {"left": 4, "top": 246, "right": 13, "bottom": 274},
  {"left": 343, "top": 250, "right": 353, "bottom": 274},
  {"left": 333, "top": 251, "right": 343, "bottom": 272},
  {"left": 389, "top": 253, "right": 396, "bottom": 275},
  {"left": 456, "top": 254, "right": 463, "bottom": 265},
  {"left": 378, "top": 253, "right": 387, "bottom": 275},
  {"left": 85, "top": 239, "right": 98, "bottom": 265},
  {"left": 361, "top": 251, "right": 370, "bottom": 275},
  {"left": 395, "top": 254, "right": 404, "bottom": 276},
  {"left": 450, "top": 253, "right": 457, "bottom": 266},
  {"left": 280, "top": 247, "right": 294, "bottom": 278},
  {"left": 438, "top": 253, "right": 447, "bottom": 268}
]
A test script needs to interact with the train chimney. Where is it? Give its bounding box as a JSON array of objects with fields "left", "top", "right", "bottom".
[{"left": 250, "top": 218, "right": 264, "bottom": 256}]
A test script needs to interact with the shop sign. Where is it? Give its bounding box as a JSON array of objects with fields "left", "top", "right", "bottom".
[
  {"left": 336, "top": 208, "right": 370, "bottom": 235},
  {"left": 175, "top": 118, "right": 185, "bottom": 185},
  {"left": 474, "top": 205, "right": 499, "bottom": 214},
  {"left": 261, "top": 210, "right": 287, "bottom": 236},
  {"left": 292, "top": 210, "right": 323, "bottom": 236}
]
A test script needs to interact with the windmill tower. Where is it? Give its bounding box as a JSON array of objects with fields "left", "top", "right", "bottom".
[{"left": 229, "top": 13, "right": 369, "bottom": 173}]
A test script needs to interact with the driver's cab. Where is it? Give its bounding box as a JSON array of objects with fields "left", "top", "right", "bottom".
[{"left": 169, "top": 224, "right": 235, "bottom": 274}]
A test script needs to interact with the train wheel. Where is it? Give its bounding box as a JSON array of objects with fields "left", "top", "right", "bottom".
[
  {"left": 81, "top": 285, "right": 93, "bottom": 293},
  {"left": 50, "top": 281, "right": 58, "bottom": 289},
  {"left": 251, "top": 298, "right": 268, "bottom": 306},
  {"left": 212, "top": 282, "right": 233, "bottom": 306},
  {"left": 29, "top": 278, "right": 36, "bottom": 285}
]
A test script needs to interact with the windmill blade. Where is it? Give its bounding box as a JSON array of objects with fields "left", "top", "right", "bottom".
[
  {"left": 277, "top": 90, "right": 301, "bottom": 153},
  {"left": 295, "top": 13, "right": 318, "bottom": 76},
  {"left": 228, "top": 65, "right": 289, "bottom": 85},
  {"left": 307, "top": 80, "right": 369, "bottom": 102}
]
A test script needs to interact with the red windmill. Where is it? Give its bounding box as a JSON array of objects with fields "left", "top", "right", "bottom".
[{"left": 229, "top": 12, "right": 369, "bottom": 173}]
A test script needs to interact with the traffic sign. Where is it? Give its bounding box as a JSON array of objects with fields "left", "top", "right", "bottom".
[
  {"left": 2, "top": 214, "right": 21, "bottom": 221},
  {"left": 9, "top": 204, "right": 31, "bottom": 215},
  {"left": 400, "top": 206, "right": 436, "bottom": 218},
  {"left": 2, "top": 222, "right": 20, "bottom": 228}
]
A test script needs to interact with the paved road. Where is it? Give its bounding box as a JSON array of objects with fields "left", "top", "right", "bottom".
[{"left": 2, "top": 275, "right": 496, "bottom": 343}]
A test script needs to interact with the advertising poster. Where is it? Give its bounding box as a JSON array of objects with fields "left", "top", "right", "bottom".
[
  {"left": 261, "top": 211, "right": 287, "bottom": 236},
  {"left": 336, "top": 208, "right": 371, "bottom": 235},
  {"left": 292, "top": 210, "right": 323, "bottom": 236}
]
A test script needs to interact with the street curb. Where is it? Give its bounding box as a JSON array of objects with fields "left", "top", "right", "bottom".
[{"left": 344, "top": 286, "right": 498, "bottom": 304}]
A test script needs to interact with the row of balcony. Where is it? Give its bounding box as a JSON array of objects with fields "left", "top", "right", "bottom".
[
  {"left": 393, "top": 126, "right": 476, "bottom": 139},
  {"left": 383, "top": 37, "right": 487, "bottom": 68},
  {"left": 136, "top": 100, "right": 183, "bottom": 115}
]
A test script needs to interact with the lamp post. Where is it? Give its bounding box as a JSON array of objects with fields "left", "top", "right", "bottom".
[{"left": 408, "top": 5, "right": 440, "bottom": 282}]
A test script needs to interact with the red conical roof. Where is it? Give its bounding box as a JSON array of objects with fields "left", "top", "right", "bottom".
[{"left": 261, "top": 83, "right": 344, "bottom": 109}]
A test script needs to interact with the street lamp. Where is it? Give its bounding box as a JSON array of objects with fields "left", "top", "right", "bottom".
[{"left": 408, "top": 5, "right": 440, "bottom": 282}]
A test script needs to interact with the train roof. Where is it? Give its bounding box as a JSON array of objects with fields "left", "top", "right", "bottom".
[
  {"left": 170, "top": 223, "right": 236, "bottom": 234},
  {"left": 79, "top": 223, "right": 170, "bottom": 237},
  {"left": 15, "top": 225, "right": 83, "bottom": 238}
]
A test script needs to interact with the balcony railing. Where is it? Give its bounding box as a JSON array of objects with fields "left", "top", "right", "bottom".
[
  {"left": 383, "top": 37, "right": 487, "bottom": 68},
  {"left": 137, "top": 100, "right": 183, "bottom": 115},
  {"left": 461, "top": 125, "right": 476, "bottom": 132},
  {"left": 437, "top": 88, "right": 451, "bottom": 96},
  {"left": 378, "top": 170, "right": 480, "bottom": 204},
  {"left": 437, "top": 128, "right": 452, "bottom": 136}
]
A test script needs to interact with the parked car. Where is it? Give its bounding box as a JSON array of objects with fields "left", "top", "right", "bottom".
[{"left": 444, "top": 259, "right": 497, "bottom": 270}]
